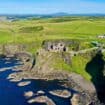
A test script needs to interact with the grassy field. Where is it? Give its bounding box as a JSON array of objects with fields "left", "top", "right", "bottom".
[
  {"left": 0, "top": 16, "right": 105, "bottom": 80},
  {"left": 0, "top": 16, "right": 105, "bottom": 44},
  {"left": 0, "top": 16, "right": 105, "bottom": 53}
]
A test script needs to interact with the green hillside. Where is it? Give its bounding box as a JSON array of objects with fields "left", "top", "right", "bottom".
[{"left": 0, "top": 16, "right": 105, "bottom": 80}]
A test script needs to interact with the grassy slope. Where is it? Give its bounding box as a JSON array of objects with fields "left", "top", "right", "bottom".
[
  {"left": 0, "top": 17, "right": 105, "bottom": 80},
  {"left": 72, "top": 55, "right": 91, "bottom": 80},
  {"left": 1, "top": 17, "right": 105, "bottom": 43}
]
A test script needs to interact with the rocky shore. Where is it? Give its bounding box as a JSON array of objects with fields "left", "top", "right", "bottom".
[
  {"left": 6, "top": 63, "right": 101, "bottom": 105},
  {"left": 0, "top": 46, "right": 104, "bottom": 105}
]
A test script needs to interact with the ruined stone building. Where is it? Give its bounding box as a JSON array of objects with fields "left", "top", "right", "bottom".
[
  {"left": 42, "top": 40, "right": 80, "bottom": 52},
  {"left": 48, "top": 42, "right": 67, "bottom": 52}
]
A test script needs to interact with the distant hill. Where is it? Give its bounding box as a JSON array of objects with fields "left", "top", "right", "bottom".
[
  {"left": 0, "top": 12, "right": 70, "bottom": 21},
  {"left": 49, "top": 12, "right": 70, "bottom": 17},
  {"left": 0, "top": 13, "right": 105, "bottom": 22}
]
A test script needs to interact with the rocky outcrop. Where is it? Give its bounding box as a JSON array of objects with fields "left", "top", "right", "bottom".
[
  {"left": 3, "top": 44, "right": 25, "bottom": 57},
  {"left": 68, "top": 73, "right": 96, "bottom": 93},
  {"left": 0, "top": 44, "right": 36, "bottom": 71},
  {"left": 49, "top": 90, "right": 71, "bottom": 98},
  {"left": 28, "top": 96, "right": 55, "bottom": 105},
  {"left": 61, "top": 52, "right": 72, "bottom": 65},
  {"left": 17, "top": 81, "right": 31, "bottom": 87},
  {"left": 24, "top": 91, "right": 34, "bottom": 98},
  {"left": 15, "top": 52, "right": 36, "bottom": 70},
  {"left": 67, "top": 73, "right": 101, "bottom": 105},
  {"left": 0, "top": 44, "right": 27, "bottom": 56},
  {"left": 15, "top": 52, "right": 32, "bottom": 62}
]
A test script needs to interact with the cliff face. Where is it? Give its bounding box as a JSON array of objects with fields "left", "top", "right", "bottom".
[
  {"left": 0, "top": 44, "right": 35, "bottom": 70},
  {"left": 0, "top": 44, "right": 25, "bottom": 56}
]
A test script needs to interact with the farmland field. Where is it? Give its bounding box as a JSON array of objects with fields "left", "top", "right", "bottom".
[{"left": 0, "top": 17, "right": 105, "bottom": 45}]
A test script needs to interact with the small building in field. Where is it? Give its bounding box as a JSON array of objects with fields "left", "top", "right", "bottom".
[{"left": 98, "top": 34, "right": 105, "bottom": 39}]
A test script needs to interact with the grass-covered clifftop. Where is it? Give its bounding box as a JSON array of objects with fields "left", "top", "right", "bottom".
[{"left": 0, "top": 16, "right": 105, "bottom": 81}]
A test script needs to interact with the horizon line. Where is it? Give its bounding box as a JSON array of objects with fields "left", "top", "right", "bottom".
[{"left": 0, "top": 12, "right": 105, "bottom": 15}]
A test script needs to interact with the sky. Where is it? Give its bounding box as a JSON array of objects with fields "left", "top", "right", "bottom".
[{"left": 0, "top": 0, "right": 105, "bottom": 14}]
